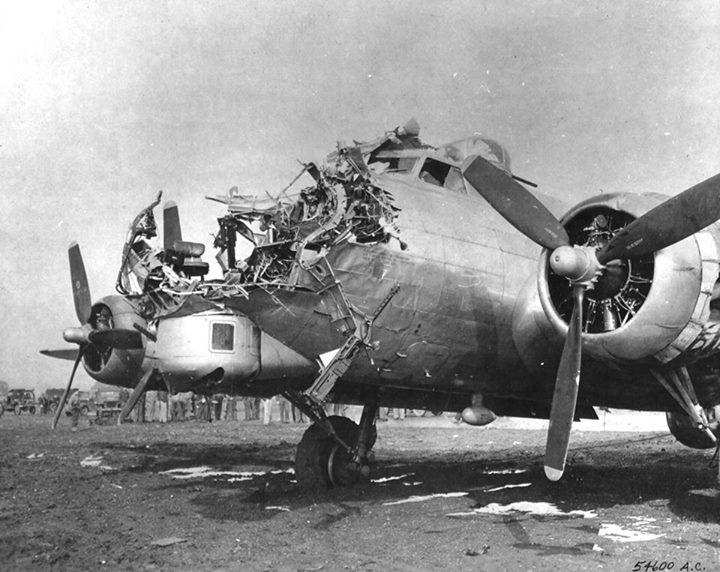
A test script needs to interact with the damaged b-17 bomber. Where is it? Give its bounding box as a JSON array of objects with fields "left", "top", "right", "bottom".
[{"left": 44, "top": 119, "right": 720, "bottom": 488}]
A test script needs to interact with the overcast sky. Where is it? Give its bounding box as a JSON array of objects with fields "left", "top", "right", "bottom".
[{"left": 2, "top": 0, "right": 720, "bottom": 391}]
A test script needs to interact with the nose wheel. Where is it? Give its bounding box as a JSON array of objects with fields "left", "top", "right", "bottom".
[
  {"left": 294, "top": 410, "right": 378, "bottom": 490},
  {"left": 295, "top": 416, "right": 358, "bottom": 489}
]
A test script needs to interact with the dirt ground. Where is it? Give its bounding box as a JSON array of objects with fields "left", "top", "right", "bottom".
[{"left": 2, "top": 411, "right": 720, "bottom": 571}]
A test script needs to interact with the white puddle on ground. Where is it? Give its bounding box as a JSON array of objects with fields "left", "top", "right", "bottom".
[
  {"left": 383, "top": 492, "right": 469, "bottom": 506},
  {"left": 80, "top": 455, "right": 114, "bottom": 470},
  {"left": 372, "top": 473, "right": 414, "bottom": 483},
  {"left": 485, "top": 482, "right": 532, "bottom": 493},
  {"left": 483, "top": 469, "right": 527, "bottom": 475},
  {"left": 227, "top": 469, "right": 295, "bottom": 482},
  {"left": 265, "top": 506, "right": 291, "bottom": 512},
  {"left": 447, "top": 501, "right": 597, "bottom": 519},
  {"left": 599, "top": 523, "right": 664, "bottom": 543},
  {"left": 599, "top": 518, "right": 665, "bottom": 543},
  {"left": 159, "top": 466, "right": 294, "bottom": 480}
]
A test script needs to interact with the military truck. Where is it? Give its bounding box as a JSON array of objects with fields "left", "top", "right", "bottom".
[
  {"left": 41, "top": 388, "right": 93, "bottom": 416},
  {"left": 3, "top": 389, "right": 37, "bottom": 415},
  {"left": 93, "top": 389, "right": 128, "bottom": 424},
  {"left": 43, "top": 388, "right": 66, "bottom": 414}
]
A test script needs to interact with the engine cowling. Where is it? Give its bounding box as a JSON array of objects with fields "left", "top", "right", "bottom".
[
  {"left": 82, "top": 295, "right": 147, "bottom": 387},
  {"left": 537, "top": 192, "right": 720, "bottom": 366}
]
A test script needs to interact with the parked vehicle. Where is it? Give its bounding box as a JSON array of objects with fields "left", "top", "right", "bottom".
[
  {"left": 75, "top": 391, "right": 93, "bottom": 415},
  {"left": 4, "top": 389, "right": 37, "bottom": 415},
  {"left": 43, "top": 388, "right": 66, "bottom": 414},
  {"left": 94, "top": 389, "right": 127, "bottom": 411},
  {"left": 93, "top": 389, "right": 129, "bottom": 423},
  {"left": 42, "top": 388, "right": 94, "bottom": 416}
]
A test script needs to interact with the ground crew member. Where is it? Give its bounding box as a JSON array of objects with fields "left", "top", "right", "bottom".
[{"left": 69, "top": 391, "right": 81, "bottom": 429}]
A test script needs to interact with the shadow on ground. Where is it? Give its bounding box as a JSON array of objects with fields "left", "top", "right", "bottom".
[{"left": 89, "top": 432, "right": 720, "bottom": 526}]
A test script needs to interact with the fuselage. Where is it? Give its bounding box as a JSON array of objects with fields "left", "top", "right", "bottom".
[
  {"left": 225, "top": 158, "right": 583, "bottom": 410},
  {"left": 44, "top": 124, "right": 720, "bottom": 430},
  {"left": 73, "top": 145, "right": 691, "bottom": 415}
]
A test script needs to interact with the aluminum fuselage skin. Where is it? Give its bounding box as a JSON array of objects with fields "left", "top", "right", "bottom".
[{"left": 226, "top": 167, "right": 670, "bottom": 412}]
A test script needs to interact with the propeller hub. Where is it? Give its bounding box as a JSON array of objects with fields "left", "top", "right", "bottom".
[
  {"left": 549, "top": 245, "right": 603, "bottom": 287},
  {"left": 63, "top": 327, "right": 88, "bottom": 345},
  {"left": 549, "top": 246, "right": 585, "bottom": 279}
]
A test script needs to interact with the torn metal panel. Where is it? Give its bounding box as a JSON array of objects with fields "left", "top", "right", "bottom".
[
  {"left": 115, "top": 196, "right": 214, "bottom": 321},
  {"left": 115, "top": 121, "right": 516, "bottom": 381},
  {"left": 208, "top": 125, "right": 418, "bottom": 289},
  {"left": 116, "top": 191, "right": 162, "bottom": 296}
]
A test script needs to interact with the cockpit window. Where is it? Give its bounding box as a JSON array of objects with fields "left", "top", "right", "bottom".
[
  {"left": 368, "top": 156, "right": 417, "bottom": 174},
  {"left": 418, "top": 158, "right": 466, "bottom": 193}
]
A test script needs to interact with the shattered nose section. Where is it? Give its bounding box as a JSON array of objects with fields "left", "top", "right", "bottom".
[
  {"left": 209, "top": 167, "right": 403, "bottom": 286},
  {"left": 202, "top": 120, "right": 433, "bottom": 292},
  {"left": 198, "top": 123, "right": 433, "bottom": 358}
]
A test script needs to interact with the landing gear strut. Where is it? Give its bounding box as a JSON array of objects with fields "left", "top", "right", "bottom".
[
  {"left": 285, "top": 392, "right": 377, "bottom": 489},
  {"left": 652, "top": 366, "right": 720, "bottom": 484},
  {"left": 652, "top": 367, "right": 718, "bottom": 446}
]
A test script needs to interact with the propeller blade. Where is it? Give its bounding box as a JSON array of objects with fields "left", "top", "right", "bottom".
[
  {"left": 118, "top": 367, "right": 154, "bottom": 425},
  {"left": 597, "top": 172, "right": 720, "bottom": 263},
  {"left": 40, "top": 349, "right": 80, "bottom": 361},
  {"left": 69, "top": 242, "right": 92, "bottom": 324},
  {"left": 163, "top": 201, "right": 183, "bottom": 250},
  {"left": 87, "top": 328, "right": 144, "bottom": 350},
  {"left": 462, "top": 155, "right": 570, "bottom": 250},
  {"left": 52, "top": 347, "right": 85, "bottom": 430},
  {"left": 544, "top": 285, "right": 585, "bottom": 481}
]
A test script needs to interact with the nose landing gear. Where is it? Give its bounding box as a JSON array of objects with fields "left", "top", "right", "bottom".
[{"left": 287, "top": 393, "right": 378, "bottom": 490}]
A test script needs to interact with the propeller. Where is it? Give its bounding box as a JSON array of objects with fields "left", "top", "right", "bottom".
[
  {"left": 595, "top": 172, "right": 720, "bottom": 263},
  {"left": 462, "top": 154, "right": 720, "bottom": 480},
  {"left": 461, "top": 155, "right": 570, "bottom": 250},
  {"left": 51, "top": 347, "right": 85, "bottom": 430},
  {"left": 544, "top": 285, "right": 583, "bottom": 480},
  {"left": 70, "top": 242, "right": 92, "bottom": 323},
  {"left": 52, "top": 243, "right": 143, "bottom": 429},
  {"left": 39, "top": 349, "right": 79, "bottom": 361},
  {"left": 163, "top": 201, "right": 183, "bottom": 250}
]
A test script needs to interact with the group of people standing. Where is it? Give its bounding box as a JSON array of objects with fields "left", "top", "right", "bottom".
[{"left": 129, "top": 392, "right": 307, "bottom": 425}]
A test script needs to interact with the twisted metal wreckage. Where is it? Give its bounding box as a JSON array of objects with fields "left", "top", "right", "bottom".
[{"left": 116, "top": 121, "right": 436, "bottom": 353}]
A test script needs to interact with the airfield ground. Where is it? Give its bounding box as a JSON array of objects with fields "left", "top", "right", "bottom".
[{"left": 2, "top": 411, "right": 720, "bottom": 571}]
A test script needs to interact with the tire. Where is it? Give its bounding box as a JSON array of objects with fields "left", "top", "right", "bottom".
[
  {"left": 29, "top": 407, "right": 36, "bottom": 415},
  {"left": 295, "top": 416, "right": 361, "bottom": 490},
  {"left": 666, "top": 410, "right": 718, "bottom": 449},
  {"left": 14, "top": 405, "right": 21, "bottom": 415}
]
